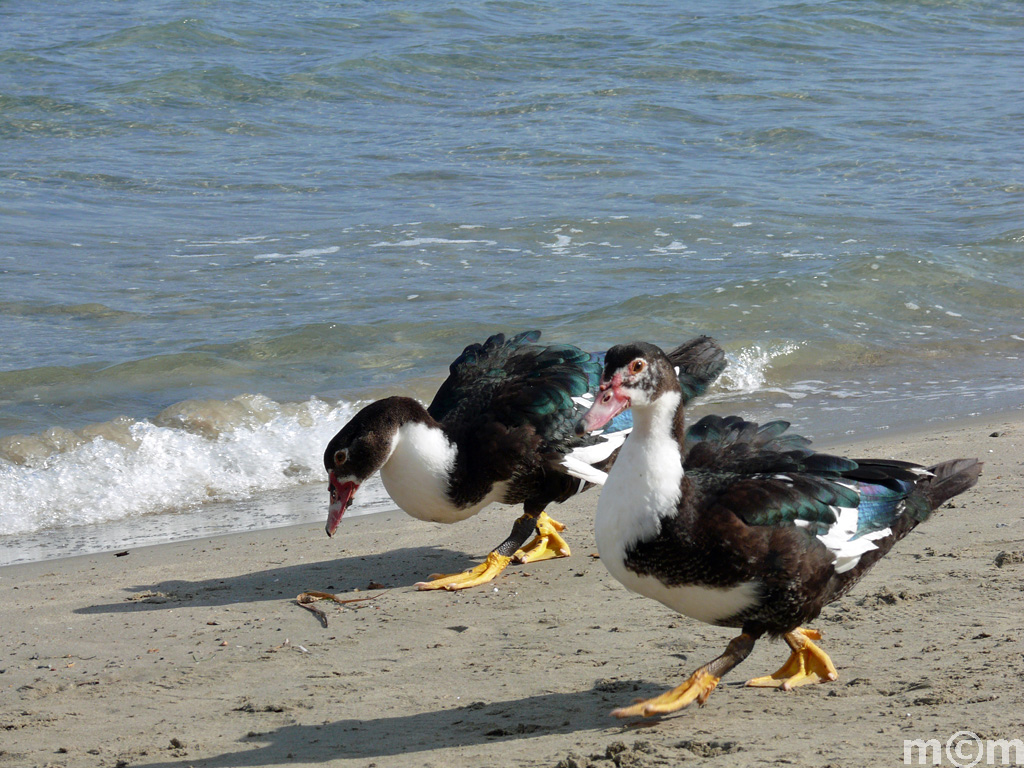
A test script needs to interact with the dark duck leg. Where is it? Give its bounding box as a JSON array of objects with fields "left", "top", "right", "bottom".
[
  {"left": 578, "top": 341, "right": 981, "bottom": 717},
  {"left": 323, "top": 332, "right": 726, "bottom": 592},
  {"left": 612, "top": 632, "right": 757, "bottom": 718}
]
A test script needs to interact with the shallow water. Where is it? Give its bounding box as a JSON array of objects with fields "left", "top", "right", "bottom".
[{"left": 2, "top": 0, "right": 1022, "bottom": 565}]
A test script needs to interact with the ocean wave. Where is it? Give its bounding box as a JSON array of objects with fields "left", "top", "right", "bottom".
[
  {"left": 0, "top": 395, "right": 370, "bottom": 538},
  {"left": 718, "top": 342, "right": 804, "bottom": 394}
]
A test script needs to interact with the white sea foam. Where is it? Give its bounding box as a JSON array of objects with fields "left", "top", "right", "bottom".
[
  {"left": 718, "top": 342, "right": 803, "bottom": 394},
  {"left": 253, "top": 246, "right": 341, "bottom": 260},
  {"left": 650, "top": 240, "right": 688, "bottom": 254},
  {"left": 546, "top": 234, "right": 573, "bottom": 254},
  {"left": 368, "top": 237, "right": 497, "bottom": 247},
  {"left": 180, "top": 235, "right": 278, "bottom": 246},
  {"left": 0, "top": 396, "right": 381, "bottom": 540}
]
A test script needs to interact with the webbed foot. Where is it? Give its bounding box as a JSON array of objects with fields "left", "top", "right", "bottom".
[
  {"left": 415, "top": 552, "right": 513, "bottom": 591},
  {"left": 512, "top": 512, "right": 571, "bottom": 564},
  {"left": 612, "top": 669, "right": 720, "bottom": 718},
  {"left": 745, "top": 627, "right": 838, "bottom": 690}
]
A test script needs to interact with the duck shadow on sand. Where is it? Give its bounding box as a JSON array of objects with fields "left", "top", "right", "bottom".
[
  {"left": 129, "top": 681, "right": 649, "bottom": 768},
  {"left": 72, "top": 545, "right": 495, "bottom": 615}
]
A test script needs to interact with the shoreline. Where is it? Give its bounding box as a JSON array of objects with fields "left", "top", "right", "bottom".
[
  {"left": 3, "top": 404, "right": 1020, "bottom": 571},
  {"left": 1, "top": 411, "right": 1021, "bottom": 768}
]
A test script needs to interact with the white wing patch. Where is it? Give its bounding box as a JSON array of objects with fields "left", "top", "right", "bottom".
[
  {"left": 566, "top": 430, "right": 629, "bottom": 465},
  {"left": 780, "top": 477, "right": 901, "bottom": 574},
  {"left": 817, "top": 504, "right": 893, "bottom": 574},
  {"left": 560, "top": 428, "right": 631, "bottom": 486},
  {"left": 561, "top": 455, "right": 609, "bottom": 486},
  {"left": 572, "top": 393, "right": 595, "bottom": 409}
]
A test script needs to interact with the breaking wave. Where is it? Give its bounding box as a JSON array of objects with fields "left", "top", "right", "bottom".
[{"left": 0, "top": 395, "right": 390, "bottom": 539}]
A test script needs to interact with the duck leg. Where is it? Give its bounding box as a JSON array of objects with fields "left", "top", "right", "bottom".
[
  {"left": 745, "top": 627, "right": 838, "bottom": 690},
  {"left": 513, "top": 511, "right": 571, "bottom": 563},
  {"left": 416, "top": 512, "right": 540, "bottom": 591},
  {"left": 612, "top": 632, "right": 757, "bottom": 718}
]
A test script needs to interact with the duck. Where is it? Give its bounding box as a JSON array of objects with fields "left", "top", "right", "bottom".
[
  {"left": 323, "top": 331, "right": 726, "bottom": 591},
  {"left": 577, "top": 341, "right": 981, "bottom": 717}
]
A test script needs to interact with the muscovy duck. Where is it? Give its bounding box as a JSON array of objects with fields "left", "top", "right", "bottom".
[
  {"left": 577, "top": 341, "right": 981, "bottom": 717},
  {"left": 323, "top": 331, "right": 726, "bottom": 591}
]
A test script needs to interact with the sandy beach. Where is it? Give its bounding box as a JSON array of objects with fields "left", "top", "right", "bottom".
[{"left": 1, "top": 412, "right": 1021, "bottom": 768}]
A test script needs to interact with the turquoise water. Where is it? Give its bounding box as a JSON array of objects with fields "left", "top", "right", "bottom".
[{"left": 1, "top": 0, "right": 1022, "bottom": 564}]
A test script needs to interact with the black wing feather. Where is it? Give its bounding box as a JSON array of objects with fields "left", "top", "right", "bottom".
[{"left": 427, "top": 331, "right": 601, "bottom": 454}]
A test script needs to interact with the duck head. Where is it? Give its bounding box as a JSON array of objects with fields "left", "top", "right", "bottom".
[
  {"left": 577, "top": 341, "right": 678, "bottom": 434},
  {"left": 323, "top": 397, "right": 409, "bottom": 537}
]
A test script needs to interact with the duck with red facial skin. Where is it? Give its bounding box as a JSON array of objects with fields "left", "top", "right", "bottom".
[
  {"left": 326, "top": 474, "right": 357, "bottom": 536},
  {"left": 322, "top": 332, "right": 727, "bottom": 591},
  {"left": 577, "top": 378, "right": 632, "bottom": 436},
  {"left": 578, "top": 341, "right": 981, "bottom": 718}
]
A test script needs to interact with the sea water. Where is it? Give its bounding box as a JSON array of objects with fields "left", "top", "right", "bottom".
[{"left": 2, "top": 0, "right": 1022, "bottom": 565}]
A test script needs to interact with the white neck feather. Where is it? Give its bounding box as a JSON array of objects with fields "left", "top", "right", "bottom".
[
  {"left": 596, "top": 391, "right": 684, "bottom": 554},
  {"left": 630, "top": 389, "right": 683, "bottom": 445}
]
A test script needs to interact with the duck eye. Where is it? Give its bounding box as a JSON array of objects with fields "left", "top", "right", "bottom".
[
  {"left": 334, "top": 448, "right": 349, "bottom": 467},
  {"left": 629, "top": 359, "right": 646, "bottom": 375}
]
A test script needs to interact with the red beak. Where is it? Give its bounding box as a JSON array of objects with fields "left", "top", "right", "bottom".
[
  {"left": 326, "top": 472, "right": 359, "bottom": 538},
  {"left": 578, "top": 382, "right": 631, "bottom": 433}
]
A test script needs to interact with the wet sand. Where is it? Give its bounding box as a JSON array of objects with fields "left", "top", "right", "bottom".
[{"left": 1, "top": 412, "right": 1021, "bottom": 768}]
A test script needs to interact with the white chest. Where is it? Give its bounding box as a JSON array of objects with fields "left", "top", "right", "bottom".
[
  {"left": 594, "top": 396, "right": 759, "bottom": 625},
  {"left": 378, "top": 422, "right": 504, "bottom": 524},
  {"left": 594, "top": 396, "right": 684, "bottom": 565}
]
